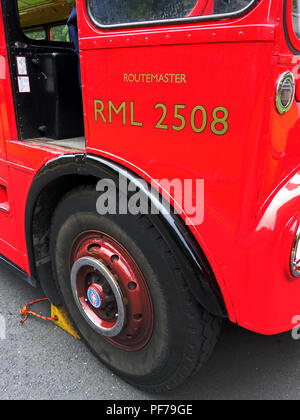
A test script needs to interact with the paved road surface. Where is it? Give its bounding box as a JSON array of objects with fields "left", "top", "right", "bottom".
[{"left": 0, "top": 264, "right": 299, "bottom": 400}]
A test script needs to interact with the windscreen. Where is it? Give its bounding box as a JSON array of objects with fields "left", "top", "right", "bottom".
[{"left": 87, "top": 0, "right": 255, "bottom": 26}]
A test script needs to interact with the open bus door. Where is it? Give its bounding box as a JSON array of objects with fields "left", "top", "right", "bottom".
[{"left": 0, "top": 0, "right": 86, "bottom": 270}]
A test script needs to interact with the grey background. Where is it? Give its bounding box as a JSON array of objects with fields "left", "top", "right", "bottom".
[{"left": 0, "top": 263, "right": 299, "bottom": 400}]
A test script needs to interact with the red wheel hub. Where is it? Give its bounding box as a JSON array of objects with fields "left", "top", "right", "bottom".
[{"left": 70, "top": 230, "right": 154, "bottom": 351}]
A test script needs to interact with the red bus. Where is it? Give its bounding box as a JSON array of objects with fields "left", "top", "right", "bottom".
[{"left": 0, "top": 0, "right": 299, "bottom": 392}]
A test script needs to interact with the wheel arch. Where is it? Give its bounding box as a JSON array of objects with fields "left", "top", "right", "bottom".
[{"left": 25, "top": 153, "right": 228, "bottom": 318}]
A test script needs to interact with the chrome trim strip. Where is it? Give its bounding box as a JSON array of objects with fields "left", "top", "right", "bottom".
[
  {"left": 275, "top": 71, "right": 295, "bottom": 115},
  {"left": 71, "top": 257, "right": 126, "bottom": 337}
]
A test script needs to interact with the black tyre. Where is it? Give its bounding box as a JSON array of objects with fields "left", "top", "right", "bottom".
[{"left": 50, "top": 186, "right": 221, "bottom": 392}]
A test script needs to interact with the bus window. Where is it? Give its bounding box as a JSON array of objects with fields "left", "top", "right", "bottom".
[
  {"left": 50, "top": 24, "right": 70, "bottom": 42},
  {"left": 18, "top": 0, "right": 74, "bottom": 38},
  {"left": 293, "top": 0, "right": 300, "bottom": 39},
  {"left": 24, "top": 27, "right": 46, "bottom": 41},
  {"left": 87, "top": 0, "right": 256, "bottom": 26}
]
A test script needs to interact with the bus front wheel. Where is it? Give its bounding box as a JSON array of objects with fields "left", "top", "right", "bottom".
[{"left": 50, "top": 186, "right": 221, "bottom": 392}]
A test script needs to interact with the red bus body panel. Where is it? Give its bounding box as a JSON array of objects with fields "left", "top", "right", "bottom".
[{"left": 0, "top": 0, "right": 300, "bottom": 334}]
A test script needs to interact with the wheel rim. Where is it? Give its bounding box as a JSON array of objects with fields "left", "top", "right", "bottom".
[{"left": 70, "top": 231, "right": 154, "bottom": 351}]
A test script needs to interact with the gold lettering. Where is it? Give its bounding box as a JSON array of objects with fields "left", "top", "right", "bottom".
[
  {"left": 130, "top": 102, "right": 143, "bottom": 127},
  {"left": 169, "top": 74, "right": 176, "bottom": 83},
  {"left": 108, "top": 100, "right": 126, "bottom": 125},
  {"left": 94, "top": 100, "right": 106, "bottom": 123},
  {"left": 211, "top": 106, "right": 229, "bottom": 135},
  {"left": 172, "top": 104, "right": 186, "bottom": 131},
  {"left": 191, "top": 105, "right": 207, "bottom": 133},
  {"left": 155, "top": 103, "right": 168, "bottom": 130},
  {"left": 175, "top": 74, "right": 181, "bottom": 83}
]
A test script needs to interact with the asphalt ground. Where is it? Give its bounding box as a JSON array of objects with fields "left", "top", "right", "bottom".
[{"left": 0, "top": 263, "right": 299, "bottom": 400}]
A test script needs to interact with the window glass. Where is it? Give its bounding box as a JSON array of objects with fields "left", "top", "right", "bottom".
[
  {"left": 51, "top": 24, "right": 70, "bottom": 42},
  {"left": 214, "top": 0, "right": 250, "bottom": 14},
  {"left": 24, "top": 27, "right": 46, "bottom": 40},
  {"left": 87, "top": 0, "right": 255, "bottom": 26},
  {"left": 293, "top": 0, "right": 300, "bottom": 39}
]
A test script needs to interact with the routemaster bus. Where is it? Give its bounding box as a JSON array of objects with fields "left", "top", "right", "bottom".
[{"left": 0, "top": 0, "right": 299, "bottom": 392}]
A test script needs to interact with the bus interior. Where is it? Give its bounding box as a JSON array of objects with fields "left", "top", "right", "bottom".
[{"left": 3, "top": 0, "right": 85, "bottom": 150}]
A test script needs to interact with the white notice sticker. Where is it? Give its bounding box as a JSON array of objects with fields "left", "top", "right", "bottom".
[
  {"left": 17, "top": 76, "right": 30, "bottom": 93},
  {"left": 16, "top": 56, "right": 27, "bottom": 75}
]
